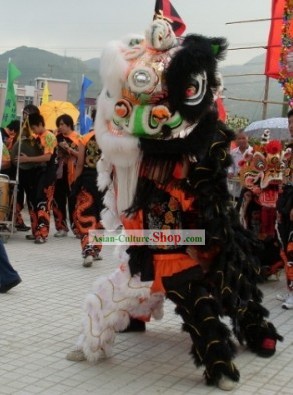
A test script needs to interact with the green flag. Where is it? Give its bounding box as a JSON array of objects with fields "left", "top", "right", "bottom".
[{"left": 1, "top": 60, "right": 21, "bottom": 127}]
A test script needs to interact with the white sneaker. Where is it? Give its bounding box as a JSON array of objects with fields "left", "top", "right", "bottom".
[
  {"left": 267, "top": 273, "right": 280, "bottom": 281},
  {"left": 276, "top": 293, "right": 289, "bottom": 302},
  {"left": 282, "top": 294, "right": 293, "bottom": 309},
  {"left": 83, "top": 255, "right": 93, "bottom": 267},
  {"left": 54, "top": 230, "right": 68, "bottom": 238},
  {"left": 66, "top": 349, "right": 86, "bottom": 361},
  {"left": 217, "top": 375, "right": 237, "bottom": 391}
]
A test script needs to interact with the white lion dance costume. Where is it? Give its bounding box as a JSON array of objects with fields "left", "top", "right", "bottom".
[{"left": 67, "top": 12, "right": 283, "bottom": 391}]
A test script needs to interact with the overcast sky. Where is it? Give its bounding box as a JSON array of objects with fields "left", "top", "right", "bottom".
[{"left": 1, "top": 0, "right": 272, "bottom": 66}]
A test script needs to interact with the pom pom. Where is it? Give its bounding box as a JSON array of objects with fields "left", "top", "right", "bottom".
[
  {"left": 238, "top": 159, "right": 246, "bottom": 167},
  {"left": 265, "top": 140, "right": 282, "bottom": 155}
]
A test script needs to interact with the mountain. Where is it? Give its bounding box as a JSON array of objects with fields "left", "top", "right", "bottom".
[
  {"left": 83, "top": 58, "right": 101, "bottom": 71},
  {"left": 0, "top": 47, "right": 285, "bottom": 122},
  {"left": 0, "top": 46, "right": 101, "bottom": 103},
  {"left": 220, "top": 54, "right": 284, "bottom": 122}
]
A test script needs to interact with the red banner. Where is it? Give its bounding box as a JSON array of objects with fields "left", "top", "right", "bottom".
[
  {"left": 154, "top": 0, "right": 186, "bottom": 36},
  {"left": 264, "top": 0, "right": 285, "bottom": 79},
  {"left": 215, "top": 97, "right": 227, "bottom": 122}
]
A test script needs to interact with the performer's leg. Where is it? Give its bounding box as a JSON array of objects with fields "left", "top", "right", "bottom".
[
  {"left": 232, "top": 300, "right": 283, "bottom": 356},
  {"left": 27, "top": 202, "right": 38, "bottom": 239},
  {"left": 67, "top": 185, "right": 76, "bottom": 235},
  {"left": 0, "top": 239, "right": 22, "bottom": 293},
  {"left": 26, "top": 189, "right": 38, "bottom": 239},
  {"left": 163, "top": 272, "right": 239, "bottom": 390},
  {"left": 73, "top": 187, "right": 103, "bottom": 267},
  {"left": 66, "top": 260, "right": 154, "bottom": 363},
  {"left": 20, "top": 169, "right": 37, "bottom": 238},
  {"left": 119, "top": 317, "right": 146, "bottom": 332},
  {"left": 34, "top": 183, "right": 55, "bottom": 243},
  {"left": 280, "top": 239, "right": 293, "bottom": 309},
  {"left": 258, "top": 237, "right": 284, "bottom": 280},
  {"left": 52, "top": 177, "right": 69, "bottom": 234}
]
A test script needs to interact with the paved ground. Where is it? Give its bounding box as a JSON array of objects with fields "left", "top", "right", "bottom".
[{"left": 1, "top": 223, "right": 293, "bottom": 395}]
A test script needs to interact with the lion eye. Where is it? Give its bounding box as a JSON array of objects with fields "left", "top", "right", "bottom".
[
  {"left": 184, "top": 72, "right": 207, "bottom": 106},
  {"left": 279, "top": 162, "right": 286, "bottom": 170},
  {"left": 186, "top": 84, "right": 198, "bottom": 97},
  {"left": 254, "top": 160, "right": 265, "bottom": 171}
]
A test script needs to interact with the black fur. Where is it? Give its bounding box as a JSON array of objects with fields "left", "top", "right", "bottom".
[
  {"left": 166, "top": 34, "right": 228, "bottom": 122},
  {"left": 125, "top": 32, "right": 282, "bottom": 386}
]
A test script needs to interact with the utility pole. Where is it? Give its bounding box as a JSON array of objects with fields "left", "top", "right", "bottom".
[
  {"left": 282, "top": 94, "right": 289, "bottom": 117},
  {"left": 262, "top": 76, "right": 270, "bottom": 120},
  {"left": 48, "top": 64, "right": 54, "bottom": 78}
]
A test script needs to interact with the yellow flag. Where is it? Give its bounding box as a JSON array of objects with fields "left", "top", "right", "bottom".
[{"left": 41, "top": 81, "right": 50, "bottom": 104}]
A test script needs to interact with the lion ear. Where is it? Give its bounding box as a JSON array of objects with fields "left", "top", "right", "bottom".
[
  {"left": 283, "top": 147, "right": 292, "bottom": 161},
  {"left": 243, "top": 151, "right": 253, "bottom": 162},
  {"left": 210, "top": 37, "right": 229, "bottom": 61}
]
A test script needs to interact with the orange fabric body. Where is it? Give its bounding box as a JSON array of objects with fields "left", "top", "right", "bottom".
[
  {"left": 151, "top": 253, "right": 199, "bottom": 293},
  {"left": 57, "top": 130, "right": 80, "bottom": 186},
  {"left": 121, "top": 182, "right": 199, "bottom": 295}
]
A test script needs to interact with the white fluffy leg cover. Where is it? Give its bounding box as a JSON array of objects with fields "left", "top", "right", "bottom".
[
  {"left": 97, "top": 156, "right": 112, "bottom": 192},
  {"left": 100, "top": 185, "right": 122, "bottom": 231},
  {"left": 76, "top": 251, "right": 164, "bottom": 363}
]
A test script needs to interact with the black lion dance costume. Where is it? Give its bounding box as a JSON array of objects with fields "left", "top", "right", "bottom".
[{"left": 67, "top": 14, "right": 282, "bottom": 391}]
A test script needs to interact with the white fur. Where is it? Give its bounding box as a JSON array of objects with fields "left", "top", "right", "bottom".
[
  {"left": 76, "top": 255, "right": 164, "bottom": 363},
  {"left": 97, "top": 156, "right": 112, "bottom": 192},
  {"left": 114, "top": 158, "right": 142, "bottom": 214},
  {"left": 145, "top": 19, "right": 177, "bottom": 51},
  {"left": 95, "top": 89, "right": 142, "bottom": 214},
  {"left": 73, "top": 27, "right": 171, "bottom": 365},
  {"left": 95, "top": 89, "right": 141, "bottom": 168},
  {"left": 100, "top": 207, "right": 121, "bottom": 231},
  {"left": 99, "top": 40, "right": 129, "bottom": 98}
]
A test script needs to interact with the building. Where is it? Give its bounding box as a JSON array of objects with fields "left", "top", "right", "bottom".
[
  {"left": 34, "top": 77, "right": 70, "bottom": 106},
  {"left": 0, "top": 77, "right": 70, "bottom": 121}
]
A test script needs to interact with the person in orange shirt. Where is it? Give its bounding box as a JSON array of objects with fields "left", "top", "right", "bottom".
[
  {"left": 1, "top": 119, "right": 31, "bottom": 231},
  {"left": 15, "top": 113, "right": 57, "bottom": 244},
  {"left": 52, "top": 114, "right": 81, "bottom": 237},
  {"left": 72, "top": 129, "right": 104, "bottom": 267},
  {"left": 1, "top": 141, "right": 11, "bottom": 172},
  {"left": 0, "top": 120, "right": 20, "bottom": 153},
  {"left": 13, "top": 106, "right": 41, "bottom": 232},
  {"left": 0, "top": 141, "right": 11, "bottom": 230}
]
